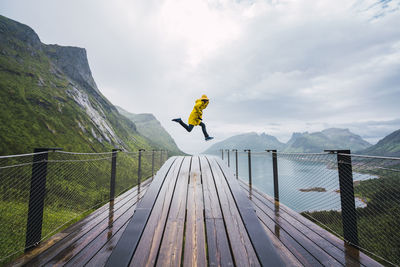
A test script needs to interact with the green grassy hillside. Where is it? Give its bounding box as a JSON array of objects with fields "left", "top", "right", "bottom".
[
  {"left": 0, "top": 14, "right": 173, "bottom": 265},
  {"left": 361, "top": 129, "right": 400, "bottom": 157}
]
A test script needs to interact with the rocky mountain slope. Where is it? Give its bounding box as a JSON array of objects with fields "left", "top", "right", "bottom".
[{"left": 0, "top": 15, "right": 180, "bottom": 155}]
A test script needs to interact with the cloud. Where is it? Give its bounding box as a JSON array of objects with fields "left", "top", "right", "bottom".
[{"left": 1, "top": 0, "right": 400, "bottom": 154}]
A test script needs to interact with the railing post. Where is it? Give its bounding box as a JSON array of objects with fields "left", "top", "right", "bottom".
[
  {"left": 159, "top": 150, "right": 163, "bottom": 168},
  {"left": 325, "top": 149, "right": 359, "bottom": 247},
  {"left": 226, "top": 149, "right": 230, "bottom": 167},
  {"left": 221, "top": 149, "right": 224, "bottom": 160},
  {"left": 152, "top": 149, "right": 155, "bottom": 180},
  {"left": 233, "top": 149, "right": 238, "bottom": 178},
  {"left": 267, "top": 150, "right": 279, "bottom": 202},
  {"left": 110, "top": 149, "right": 122, "bottom": 202},
  {"left": 138, "top": 149, "right": 145, "bottom": 187},
  {"left": 244, "top": 149, "right": 252, "bottom": 188},
  {"left": 25, "top": 147, "right": 61, "bottom": 251}
]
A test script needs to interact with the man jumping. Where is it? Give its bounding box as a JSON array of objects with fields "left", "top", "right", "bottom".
[{"left": 172, "top": 94, "right": 214, "bottom": 141}]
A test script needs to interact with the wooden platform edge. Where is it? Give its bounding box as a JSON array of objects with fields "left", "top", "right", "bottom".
[
  {"left": 212, "top": 156, "right": 287, "bottom": 266},
  {"left": 104, "top": 157, "right": 178, "bottom": 267}
]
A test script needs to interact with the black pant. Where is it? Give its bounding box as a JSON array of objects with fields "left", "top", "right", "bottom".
[{"left": 178, "top": 120, "right": 209, "bottom": 138}]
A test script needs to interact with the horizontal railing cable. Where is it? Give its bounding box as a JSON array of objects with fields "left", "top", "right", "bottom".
[
  {"left": 0, "top": 151, "right": 50, "bottom": 159},
  {"left": 54, "top": 150, "right": 115, "bottom": 155}
]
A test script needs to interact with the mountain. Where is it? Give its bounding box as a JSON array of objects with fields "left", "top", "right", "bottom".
[
  {"left": 360, "top": 129, "right": 400, "bottom": 157},
  {"left": 0, "top": 15, "right": 177, "bottom": 155},
  {"left": 116, "top": 106, "right": 182, "bottom": 155},
  {"left": 204, "top": 132, "right": 286, "bottom": 153},
  {"left": 204, "top": 128, "right": 372, "bottom": 154},
  {"left": 284, "top": 128, "right": 372, "bottom": 153}
]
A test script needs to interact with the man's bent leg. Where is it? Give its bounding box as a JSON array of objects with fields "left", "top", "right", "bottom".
[
  {"left": 178, "top": 120, "right": 194, "bottom": 132},
  {"left": 199, "top": 122, "right": 209, "bottom": 138}
]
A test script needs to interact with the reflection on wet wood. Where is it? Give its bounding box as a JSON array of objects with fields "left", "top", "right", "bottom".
[
  {"left": 130, "top": 157, "right": 184, "bottom": 267},
  {"left": 200, "top": 156, "right": 233, "bottom": 266},
  {"left": 183, "top": 156, "right": 206, "bottom": 267},
  {"left": 156, "top": 157, "right": 191, "bottom": 266},
  {"left": 208, "top": 158, "right": 260, "bottom": 267}
]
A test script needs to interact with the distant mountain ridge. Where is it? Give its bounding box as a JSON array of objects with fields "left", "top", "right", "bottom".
[
  {"left": 204, "top": 128, "right": 372, "bottom": 154},
  {"left": 0, "top": 15, "right": 181, "bottom": 155},
  {"left": 284, "top": 128, "right": 371, "bottom": 153},
  {"left": 204, "top": 132, "right": 285, "bottom": 153},
  {"left": 116, "top": 106, "right": 182, "bottom": 155}
]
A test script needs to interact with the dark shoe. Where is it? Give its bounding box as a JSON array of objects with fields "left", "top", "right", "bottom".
[
  {"left": 172, "top": 118, "right": 182, "bottom": 122},
  {"left": 205, "top": 136, "right": 214, "bottom": 141}
]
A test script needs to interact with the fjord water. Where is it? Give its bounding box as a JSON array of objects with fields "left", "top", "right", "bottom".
[{"left": 227, "top": 153, "right": 372, "bottom": 212}]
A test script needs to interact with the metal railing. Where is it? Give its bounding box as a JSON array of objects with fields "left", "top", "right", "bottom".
[
  {"left": 0, "top": 149, "right": 168, "bottom": 265},
  {"left": 220, "top": 148, "right": 400, "bottom": 266}
]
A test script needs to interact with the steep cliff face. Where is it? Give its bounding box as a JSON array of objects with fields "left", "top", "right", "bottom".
[
  {"left": 0, "top": 15, "right": 174, "bottom": 154},
  {"left": 44, "top": 45, "right": 103, "bottom": 97}
]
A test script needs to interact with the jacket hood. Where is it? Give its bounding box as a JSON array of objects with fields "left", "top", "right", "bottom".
[{"left": 200, "top": 94, "right": 209, "bottom": 101}]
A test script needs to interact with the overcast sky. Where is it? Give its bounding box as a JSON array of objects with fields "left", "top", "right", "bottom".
[{"left": 1, "top": 0, "right": 400, "bottom": 154}]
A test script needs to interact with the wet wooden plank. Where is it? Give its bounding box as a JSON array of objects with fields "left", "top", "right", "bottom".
[
  {"left": 105, "top": 157, "right": 177, "bottom": 267},
  {"left": 43, "top": 187, "right": 148, "bottom": 266},
  {"left": 63, "top": 192, "right": 146, "bottom": 267},
  {"left": 207, "top": 157, "right": 260, "bottom": 267},
  {"left": 250, "top": 196, "right": 323, "bottom": 266},
  {"left": 239, "top": 182, "right": 341, "bottom": 266},
  {"left": 155, "top": 157, "right": 191, "bottom": 266},
  {"left": 257, "top": 218, "right": 303, "bottom": 267},
  {"left": 20, "top": 181, "right": 151, "bottom": 267},
  {"left": 87, "top": 157, "right": 186, "bottom": 267},
  {"left": 239, "top": 181, "right": 381, "bottom": 267},
  {"left": 215, "top": 157, "right": 287, "bottom": 266},
  {"left": 199, "top": 156, "right": 233, "bottom": 267},
  {"left": 200, "top": 156, "right": 223, "bottom": 219},
  {"left": 85, "top": 220, "right": 130, "bottom": 267},
  {"left": 183, "top": 156, "right": 206, "bottom": 267},
  {"left": 129, "top": 156, "right": 185, "bottom": 266},
  {"left": 254, "top": 186, "right": 380, "bottom": 267}
]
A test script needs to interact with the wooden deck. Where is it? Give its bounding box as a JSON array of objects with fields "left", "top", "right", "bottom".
[{"left": 12, "top": 156, "right": 381, "bottom": 267}]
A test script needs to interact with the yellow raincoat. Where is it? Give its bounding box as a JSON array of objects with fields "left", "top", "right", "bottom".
[{"left": 188, "top": 95, "right": 209, "bottom": 126}]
